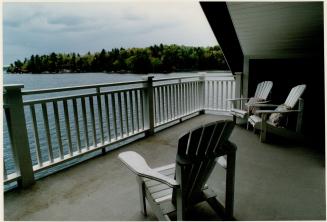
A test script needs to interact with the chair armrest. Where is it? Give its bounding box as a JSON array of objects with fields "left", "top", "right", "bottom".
[
  {"left": 255, "top": 109, "right": 300, "bottom": 114},
  {"left": 244, "top": 100, "right": 271, "bottom": 106},
  {"left": 118, "top": 151, "right": 179, "bottom": 188},
  {"left": 227, "top": 98, "right": 249, "bottom": 102},
  {"left": 251, "top": 103, "right": 279, "bottom": 108},
  {"left": 216, "top": 156, "right": 227, "bottom": 169}
]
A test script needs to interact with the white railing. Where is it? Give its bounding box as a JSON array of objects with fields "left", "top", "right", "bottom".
[
  {"left": 3, "top": 73, "right": 235, "bottom": 188},
  {"left": 204, "top": 74, "right": 236, "bottom": 112}
]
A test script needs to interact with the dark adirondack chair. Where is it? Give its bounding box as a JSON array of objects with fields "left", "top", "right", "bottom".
[
  {"left": 118, "top": 120, "right": 237, "bottom": 220},
  {"left": 229, "top": 81, "right": 273, "bottom": 128},
  {"left": 248, "top": 84, "right": 306, "bottom": 142}
]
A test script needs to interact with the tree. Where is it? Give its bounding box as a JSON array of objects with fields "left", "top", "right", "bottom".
[{"left": 7, "top": 44, "right": 228, "bottom": 74}]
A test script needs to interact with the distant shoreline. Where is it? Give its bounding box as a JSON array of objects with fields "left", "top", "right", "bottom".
[
  {"left": 6, "top": 44, "right": 228, "bottom": 74},
  {"left": 6, "top": 69, "right": 229, "bottom": 75}
]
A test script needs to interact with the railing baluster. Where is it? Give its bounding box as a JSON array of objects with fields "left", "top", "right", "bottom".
[
  {"left": 135, "top": 90, "right": 140, "bottom": 132},
  {"left": 215, "top": 81, "right": 219, "bottom": 110},
  {"left": 118, "top": 92, "right": 124, "bottom": 138},
  {"left": 195, "top": 81, "right": 197, "bottom": 110},
  {"left": 154, "top": 88, "right": 158, "bottom": 125},
  {"left": 89, "top": 96, "right": 97, "bottom": 147},
  {"left": 169, "top": 85, "right": 173, "bottom": 120},
  {"left": 232, "top": 81, "right": 236, "bottom": 107},
  {"left": 226, "top": 81, "right": 230, "bottom": 110},
  {"left": 177, "top": 84, "right": 181, "bottom": 116},
  {"left": 81, "top": 97, "right": 90, "bottom": 149},
  {"left": 41, "top": 103, "right": 53, "bottom": 163},
  {"left": 210, "top": 81, "right": 214, "bottom": 109},
  {"left": 140, "top": 90, "right": 145, "bottom": 130},
  {"left": 223, "top": 81, "right": 227, "bottom": 110},
  {"left": 219, "top": 81, "right": 223, "bottom": 110},
  {"left": 173, "top": 85, "right": 177, "bottom": 118},
  {"left": 196, "top": 82, "right": 199, "bottom": 110},
  {"left": 63, "top": 99, "right": 73, "bottom": 155},
  {"left": 189, "top": 82, "right": 192, "bottom": 112},
  {"left": 190, "top": 82, "right": 193, "bottom": 111},
  {"left": 53, "top": 102, "right": 64, "bottom": 159},
  {"left": 72, "top": 99, "right": 81, "bottom": 153},
  {"left": 130, "top": 91, "right": 135, "bottom": 134},
  {"left": 162, "top": 86, "right": 165, "bottom": 122},
  {"left": 104, "top": 94, "right": 111, "bottom": 142},
  {"left": 164, "top": 86, "right": 167, "bottom": 121},
  {"left": 183, "top": 83, "right": 187, "bottom": 115},
  {"left": 192, "top": 82, "right": 195, "bottom": 111},
  {"left": 124, "top": 91, "right": 129, "bottom": 136},
  {"left": 168, "top": 86, "right": 171, "bottom": 121},
  {"left": 158, "top": 87, "right": 162, "bottom": 124},
  {"left": 180, "top": 84, "right": 183, "bottom": 115},
  {"left": 30, "top": 105, "right": 42, "bottom": 166},
  {"left": 212, "top": 80, "right": 218, "bottom": 110},
  {"left": 111, "top": 93, "right": 118, "bottom": 140},
  {"left": 184, "top": 83, "right": 187, "bottom": 113},
  {"left": 194, "top": 82, "right": 197, "bottom": 110},
  {"left": 96, "top": 89, "right": 104, "bottom": 144},
  {"left": 172, "top": 85, "right": 175, "bottom": 118},
  {"left": 206, "top": 81, "right": 209, "bottom": 109},
  {"left": 183, "top": 83, "right": 187, "bottom": 114},
  {"left": 165, "top": 86, "right": 169, "bottom": 122},
  {"left": 185, "top": 83, "right": 188, "bottom": 114}
]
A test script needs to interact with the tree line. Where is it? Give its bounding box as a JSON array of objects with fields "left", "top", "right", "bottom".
[{"left": 7, "top": 44, "right": 228, "bottom": 74}]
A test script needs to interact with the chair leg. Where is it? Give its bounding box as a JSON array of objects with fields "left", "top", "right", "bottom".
[
  {"left": 260, "top": 114, "right": 268, "bottom": 142},
  {"left": 137, "top": 177, "right": 147, "bottom": 216},
  {"left": 176, "top": 188, "right": 185, "bottom": 221},
  {"left": 225, "top": 148, "right": 236, "bottom": 220}
]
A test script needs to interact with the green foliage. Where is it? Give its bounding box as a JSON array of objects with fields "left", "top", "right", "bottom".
[{"left": 7, "top": 44, "right": 228, "bottom": 74}]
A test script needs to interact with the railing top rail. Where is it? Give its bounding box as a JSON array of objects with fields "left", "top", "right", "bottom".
[
  {"left": 23, "top": 86, "right": 146, "bottom": 105},
  {"left": 152, "top": 73, "right": 233, "bottom": 82},
  {"left": 4, "top": 73, "right": 234, "bottom": 96},
  {"left": 18, "top": 80, "right": 147, "bottom": 95},
  {"left": 153, "top": 75, "right": 203, "bottom": 82}
]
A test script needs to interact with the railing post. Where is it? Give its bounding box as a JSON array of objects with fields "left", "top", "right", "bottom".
[
  {"left": 143, "top": 75, "right": 155, "bottom": 136},
  {"left": 199, "top": 74, "right": 206, "bottom": 114},
  {"left": 234, "top": 72, "right": 242, "bottom": 109},
  {"left": 4, "top": 84, "right": 35, "bottom": 187}
]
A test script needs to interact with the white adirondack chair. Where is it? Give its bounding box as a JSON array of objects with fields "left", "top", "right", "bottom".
[
  {"left": 118, "top": 120, "right": 237, "bottom": 220},
  {"left": 248, "top": 84, "right": 306, "bottom": 142},
  {"left": 229, "top": 81, "right": 273, "bottom": 128}
]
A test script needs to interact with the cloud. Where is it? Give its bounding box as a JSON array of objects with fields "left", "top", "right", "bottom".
[
  {"left": 3, "top": 2, "right": 218, "bottom": 65},
  {"left": 47, "top": 15, "right": 89, "bottom": 26}
]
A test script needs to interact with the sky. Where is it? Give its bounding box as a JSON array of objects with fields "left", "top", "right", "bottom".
[{"left": 3, "top": 1, "right": 218, "bottom": 65}]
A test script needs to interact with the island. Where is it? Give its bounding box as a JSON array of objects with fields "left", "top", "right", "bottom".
[{"left": 7, "top": 44, "right": 228, "bottom": 74}]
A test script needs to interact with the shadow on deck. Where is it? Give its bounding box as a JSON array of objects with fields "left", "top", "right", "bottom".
[{"left": 4, "top": 114, "right": 325, "bottom": 220}]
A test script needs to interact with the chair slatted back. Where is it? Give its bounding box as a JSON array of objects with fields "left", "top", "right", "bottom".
[
  {"left": 175, "top": 120, "right": 235, "bottom": 204},
  {"left": 284, "top": 84, "right": 306, "bottom": 108},
  {"left": 254, "top": 81, "right": 273, "bottom": 100}
]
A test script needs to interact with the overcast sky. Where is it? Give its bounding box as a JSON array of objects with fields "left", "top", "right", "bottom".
[{"left": 3, "top": 1, "right": 218, "bottom": 65}]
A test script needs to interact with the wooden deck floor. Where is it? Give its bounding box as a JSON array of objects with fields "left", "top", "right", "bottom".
[{"left": 4, "top": 114, "right": 325, "bottom": 220}]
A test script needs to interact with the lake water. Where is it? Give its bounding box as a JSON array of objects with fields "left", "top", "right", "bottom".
[{"left": 3, "top": 72, "right": 203, "bottom": 187}]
